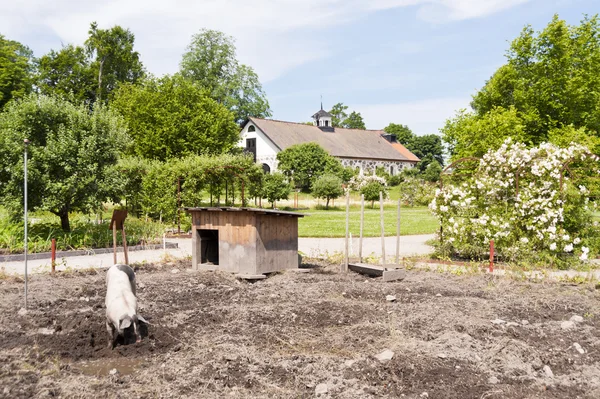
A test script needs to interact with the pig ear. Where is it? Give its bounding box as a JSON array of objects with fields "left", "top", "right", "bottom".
[
  {"left": 120, "top": 318, "right": 132, "bottom": 330},
  {"left": 137, "top": 315, "right": 148, "bottom": 324}
]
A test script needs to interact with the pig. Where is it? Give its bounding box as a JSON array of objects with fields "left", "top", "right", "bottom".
[{"left": 105, "top": 264, "right": 146, "bottom": 349}]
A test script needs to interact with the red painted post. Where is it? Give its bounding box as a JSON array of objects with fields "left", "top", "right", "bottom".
[
  {"left": 489, "top": 239, "right": 494, "bottom": 273},
  {"left": 51, "top": 238, "right": 56, "bottom": 273}
]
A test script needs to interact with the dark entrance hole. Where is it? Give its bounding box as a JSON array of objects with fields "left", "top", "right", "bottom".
[{"left": 199, "top": 229, "right": 219, "bottom": 265}]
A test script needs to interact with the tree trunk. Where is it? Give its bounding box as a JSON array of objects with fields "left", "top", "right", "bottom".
[
  {"left": 97, "top": 57, "right": 105, "bottom": 102},
  {"left": 326, "top": 198, "right": 330, "bottom": 209},
  {"left": 59, "top": 210, "right": 70, "bottom": 232}
]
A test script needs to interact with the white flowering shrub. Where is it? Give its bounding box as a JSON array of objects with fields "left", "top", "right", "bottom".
[
  {"left": 348, "top": 174, "right": 387, "bottom": 191},
  {"left": 430, "top": 139, "right": 599, "bottom": 267}
]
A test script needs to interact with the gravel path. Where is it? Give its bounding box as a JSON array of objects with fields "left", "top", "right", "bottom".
[{"left": 0, "top": 235, "right": 435, "bottom": 275}]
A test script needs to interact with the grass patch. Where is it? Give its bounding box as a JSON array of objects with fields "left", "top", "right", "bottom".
[{"left": 298, "top": 205, "right": 438, "bottom": 237}]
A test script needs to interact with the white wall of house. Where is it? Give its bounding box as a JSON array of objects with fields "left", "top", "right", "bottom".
[{"left": 239, "top": 123, "right": 280, "bottom": 172}]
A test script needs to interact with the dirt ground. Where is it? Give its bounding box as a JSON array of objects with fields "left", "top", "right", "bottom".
[{"left": 1, "top": 260, "right": 600, "bottom": 399}]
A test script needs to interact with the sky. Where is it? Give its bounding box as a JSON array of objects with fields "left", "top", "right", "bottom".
[{"left": 1, "top": 0, "right": 598, "bottom": 135}]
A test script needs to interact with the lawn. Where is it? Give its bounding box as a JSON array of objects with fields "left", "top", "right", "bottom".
[{"left": 297, "top": 205, "right": 438, "bottom": 237}]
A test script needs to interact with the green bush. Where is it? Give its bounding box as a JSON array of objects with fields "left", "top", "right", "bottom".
[{"left": 311, "top": 174, "right": 344, "bottom": 209}]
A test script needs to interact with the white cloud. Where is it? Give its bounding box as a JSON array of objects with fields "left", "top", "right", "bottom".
[
  {"left": 0, "top": 0, "right": 530, "bottom": 83},
  {"left": 352, "top": 97, "right": 471, "bottom": 134}
]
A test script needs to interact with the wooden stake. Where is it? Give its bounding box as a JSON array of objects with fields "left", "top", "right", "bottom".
[
  {"left": 122, "top": 225, "right": 129, "bottom": 265},
  {"left": 51, "top": 238, "right": 56, "bottom": 273},
  {"left": 359, "top": 194, "right": 364, "bottom": 262},
  {"left": 396, "top": 198, "right": 401, "bottom": 265},
  {"left": 344, "top": 190, "right": 350, "bottom": 273},
  {"left": 112, "top": 223, "right": 117, "bottom": 265},
  {"left": 380, "top": 191, "right": 386, "bottom": 267}
]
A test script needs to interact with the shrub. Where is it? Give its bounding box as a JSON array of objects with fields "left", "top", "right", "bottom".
[
  {"left": 311, "top": 174, "right": 344, "bottom": 209},
  {"left": 262, "top": 172, "right": 292, "bottom": 208},
  {"left": 430, "top": 139, "right": 600, "bottom": 267}
]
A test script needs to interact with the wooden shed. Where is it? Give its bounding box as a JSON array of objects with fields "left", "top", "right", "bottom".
[{"left": 185, "top": 207, "right": 305, "bottom": 276}]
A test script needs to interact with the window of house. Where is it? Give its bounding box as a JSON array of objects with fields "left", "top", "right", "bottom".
[
  {"left": 248, "top": 125, "right": 256, "bottom": 132},
  {"left": 262, "top": 164, "right": 271, "bottom": 174},
  {"left": 325, "top": 120, "right": 329, "bottom": 127},
  {"left": 390, "top": 166, "right": 395, "bottom": 176}
]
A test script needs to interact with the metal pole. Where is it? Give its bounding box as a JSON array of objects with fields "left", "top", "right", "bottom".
[
  {"left": 24, "top": 139, "right": 29, "bottom": 309},
  {"left": 395, "top": 198, "right": 401, "bottom": 265},
  {"left": 177, "top": 177, "right": 181, "bottom": 235},
  {"left": 379, "top": 191, "right": 385, "bottom": 267}
]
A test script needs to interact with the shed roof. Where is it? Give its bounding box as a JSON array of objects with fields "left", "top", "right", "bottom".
[
  {"left": 184, "top": 207, "right": 305, "bottom": 217},
  {"left": 248, "top": 117, "right": 419, "bottom": 163}
]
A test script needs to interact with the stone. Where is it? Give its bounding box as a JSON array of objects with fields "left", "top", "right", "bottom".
[
  {"left": 437, "top": 353, "right": 447, "bottom": 359},
  {"left": 315, "top": 383, "right": 328, "bottom": 395},
  {"left": 491, "top": 319, "right": 506, "bottom": 325},
  {"left": 383, "top": 269, "right": 406, "bottom": 282},
  {"left": 570, "top": 315, "right": 584, "bottom": 323},
  {"left": 109, "top": 368, "right": 119, "bottom": 376},
  {"left": 435, "top": 293, "right": 442, "bottom": 297},
  {"left": 386, "top": 295, "right": 396, "bottom": 302},
  {"left": 420, "top": 393, "right": 429, "bottom": 398},
  {"left": 171, "top": 269, "right": 179, "bottom": 274},
  {"left": 488, "top": 376, "right": 499, "bottom": 385},
  {"left": 375, "top": 349, "right": 394, "bottom": 363},
  {"left": 138, "top": 282, "right": 146, "bottom": 289},
  {"left": 17, "top": 308, "right": 27, "bottom": 316},
  {"left": 543, "top": 365, "right": 554, "bottom": 378},
  {"left": 573, "top": 343, "right": 585, "bottom": 354},
  {"left": 561, "top": 320, "right": 576, "bottom": 330},
  {"left": 37, "top": 328, "right": 54, "bottom": 335},
  {"left": 506, "top": 322, "right": 520, "bottom": 327},
  {"left": 344, "top": 359, "right": 356, "bottom": 367},
  {"left": 522, "top": 320, "right": 529, "bottom": 325}
]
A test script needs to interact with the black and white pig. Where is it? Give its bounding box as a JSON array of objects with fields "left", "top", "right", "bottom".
[{"left": 105, "top": 264, "right": 146, "bottom": 349}]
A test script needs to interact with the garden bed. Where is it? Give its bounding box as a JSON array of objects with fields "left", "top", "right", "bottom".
[{"left": 1, "top": 260, "right": 599, "bottom": 398}]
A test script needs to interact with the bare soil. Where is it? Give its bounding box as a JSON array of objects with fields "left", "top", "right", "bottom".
[{"left": 1, "top": 260, "right": 600, "bottom": 398}]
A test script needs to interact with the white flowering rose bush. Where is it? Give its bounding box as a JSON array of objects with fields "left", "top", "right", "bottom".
[{"left": 430, "top": 139, "right": 600, "bottom": 267}]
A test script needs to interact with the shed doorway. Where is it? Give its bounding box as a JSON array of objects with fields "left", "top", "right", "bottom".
[{"left": 199, "top": 229, "right": 219, "bottom": 265}]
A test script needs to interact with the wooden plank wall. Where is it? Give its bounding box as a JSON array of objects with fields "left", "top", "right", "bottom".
[
  {"left": 191, "top": 210, "right": 257, "bottom": 273},
  {"left": 255, "top": 214, "right": 299, "bottom": 273}
]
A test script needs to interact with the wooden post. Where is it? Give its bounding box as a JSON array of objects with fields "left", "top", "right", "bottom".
[
  {"left": 380, "top": 191, "right": 386, "bottom": 267},
  {"left": 112, "top": 223, "right": 117, "bottom": 265},
  {"left": 122, "top": 225, "right": 129, "bottom": 265},
  {"left": 344, "top": 190, "right": 350, "bottom": 273},
  {"left": 395, "top": 198, "right": 401, "bottom": 265},
  {"left": 489, "top": 240, "right": 494, "bottom": 273},
  {"left": 51, "top": 238, "right": 56, "bottom": 273},
  {"left": 359, "top": 194, "right": 364, "bottom": 262}
]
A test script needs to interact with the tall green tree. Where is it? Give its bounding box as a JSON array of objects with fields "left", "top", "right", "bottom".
[
  {"left": 262, "top": 172, "right": 292, "bottom": 208},
  {"left": 36, "top": 45, "right": 96, "bottom": 104},
  {"left": 85, "top": 22, "right": 145, "bottom": 102},
  {"left": 0, "top": 94, "right": 129, "bottom": 231},
  {"left": 276, "top": 142, "right": 344, "bottom": 191},
  {"left": 111, "top": 74, "right": 239, "bottom": 161},
  {"left": 344, "top": 111, "right": 366, "bottom": 129},
  {"left": 180, "top": 29, "right": 271, "bottom": 124},
  {"left": 329, "top": 102, "right": 349, "bottom": 127},
  {"left": 384, "top": 123, "right": 414, "bottom": 144},
  {"left": 0, "top": 35, "right": 34, "bottom": 110},
  {"left": 384, "top": 123, "right": 444, "bottom": 166},
  {"left": 444, "top": 14, "right": 600, "bottom": 160},
  {"left": 328, "top": 103, "right": 366, "bottom": 129}
]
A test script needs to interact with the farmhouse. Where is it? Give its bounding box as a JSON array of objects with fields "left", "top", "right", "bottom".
[{"left": 239, "top": 107, "right": 419, "bottom": 175}]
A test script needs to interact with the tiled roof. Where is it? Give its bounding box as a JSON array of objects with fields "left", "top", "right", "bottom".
[
  {"left": 311, "top": 109, "right": 332, "bottom": 118},
  {"left": 248, "top": 117, "right": 420, "bottom": 163}
]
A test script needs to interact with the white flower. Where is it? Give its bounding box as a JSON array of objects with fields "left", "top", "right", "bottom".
[
  {"left": 564, "top": 244, "right": 573, "bottom": 253},
  {"left": 549, "top": 243, "right": 557, "bottom": 251},
  {"left": 562, "top": 234, "right": 570, "bottom": 241},
  {"left": 520, "top": 237, "right": 529, "bottom": 244},
  {"left": 440, "top": 205, "right": 448, "bottom": 212},
  {"left": 580, "top": 252, "right": 588, "bottom": 261},
  {"left": 582, "top": 246, "right": 590, "bottom": 254},
  {"left": 573, "top": 237, "right": 581, "bottom": 245}
]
